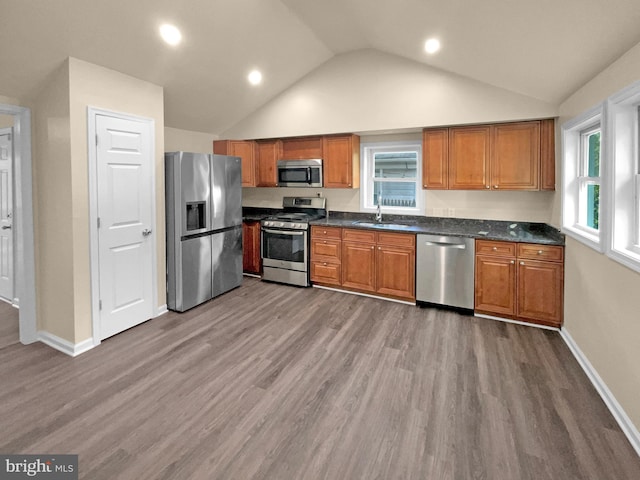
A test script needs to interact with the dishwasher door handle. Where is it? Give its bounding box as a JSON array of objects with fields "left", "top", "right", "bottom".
[{"left": 423, "top": 241, "right": 466, "bottom": 249}]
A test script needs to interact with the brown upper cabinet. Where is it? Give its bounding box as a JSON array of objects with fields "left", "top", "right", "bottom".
[
  {"left": 322, "top": 134, "right": 360, "bottom": 188},
  {"left": 213, "top": 140, "right": 256, "bottom": 187},
  {"left": 422, "top": 119, "right": 556, "bottom": 191},
  {"left": 255, "top": 139, "right": 282, "bottom": 187},
  {"left": 280, "top": 136, "right": 323, "bottom": 160}
]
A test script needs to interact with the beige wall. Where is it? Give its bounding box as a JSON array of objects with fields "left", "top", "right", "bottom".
[
  {"left": 32, "top": 61, "right": 75, "bottom": 340},
  {"left": 30, "top": 58, "right": 165, "bottom": 344},
  {"left": 558, "top": 41, "right": 640, "bottom": 431},
  {"left": 0, "top": 115, "right": 14, "bottom": 129},
  {"left": 0, "top": 95, "right": 22, "bottom": 106},
  {"left": 223, "top": 49, "right": 557, "bottom": 139},
  {"left": 164, "top": 127, "right": 217, "bottom": 154},
  {"left": 67, "top": 57, "right": 165, "bottom": 343},
  {"left": 230, "top": 49, "right": 558, "bottom": 223}
]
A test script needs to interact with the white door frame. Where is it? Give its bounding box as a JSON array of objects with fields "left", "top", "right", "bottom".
[
  {"left": 0, "top": 104, "right": 37, "bottom": 344},
  {"left": 87, "top": 106, "right": 158, "bottom": 347}
]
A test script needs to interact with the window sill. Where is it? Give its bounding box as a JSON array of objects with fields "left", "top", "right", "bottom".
[
  {"left": 562, "top": 225, "right": 603, "bottom": 252},
  {"left": 607, "top": 247, "right": 640, "bottom": 275}
]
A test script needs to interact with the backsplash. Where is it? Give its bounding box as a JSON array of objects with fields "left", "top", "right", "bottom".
[{"left": 242, "top": 187, "right": 555, "bottom": 224}]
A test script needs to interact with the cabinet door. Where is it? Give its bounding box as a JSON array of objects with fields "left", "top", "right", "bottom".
[
  {"left": 242, "top": 222, "right": 261, "bottom": 274},
  {"left": 310, "top": 261, "right": 341, "bottom": 286},
  {"left": 376, "top": 245, "right": 415, "bottom": 301},
  {"left": 214, "top": 140, "right": 256, "bottom": 187},
  {"left": 342, "top": 241, "right": 376, "bottom": 292},
  {"left": 281, "top": 136, "right": 323, "bottom": 159},
  {"left": 422, "top": 128, "right": 448, "bottom": 189},
  {"left": 540, "top": 118, "right": 556, "bottom": 190},
  {"left": 255, "top": 140, "right": 281, "bottom": 187},
  {"left": 448, "top": 125, "right": 491, "bottom": 189},
  {"left": 474, "top": 255, "right": 516, "bottom": 316},
  {"left": 490, "top": 122, "right": 540, "bottom": 190},
  {"left": 517, "top": 260, "right": 563, "bottom": 327},
  {"left": 323, "top": 135, "right": 360, "bottom": 188}
]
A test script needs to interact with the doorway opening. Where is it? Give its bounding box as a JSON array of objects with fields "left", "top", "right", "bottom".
[{"left": 0, "top": 104, "right": 37, "bottom": 345}]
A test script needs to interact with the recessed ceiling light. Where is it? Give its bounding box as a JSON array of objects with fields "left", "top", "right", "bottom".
[
  {"left": 248, "top": 70, "right": 263, "bottom": 86},
  {"left": 424, "top": 38, "right": 441, "bottom": 54},
  {"left": 160, "top": 24, "right": 182, "bottom": 46}
]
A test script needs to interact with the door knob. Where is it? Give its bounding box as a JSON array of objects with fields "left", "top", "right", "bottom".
[
  {"left": 142, "top": 229, "right": 152, "bottom": 236},
  {"left": 1, "top": 225, "right": 11, "bottom": 230}
]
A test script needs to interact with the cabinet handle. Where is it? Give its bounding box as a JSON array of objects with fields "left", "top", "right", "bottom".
[
  {"left": 323, "top": 262, "right": 327, "bottom": 266},
  {"left": 348, "top": 183, "right": 352, "bottom": 186},
  {"left": 510, "top": 260, "right": 514, "bottom": 264},
  {"left": 493, "top": 185, "right": 499, "bottom": 189},
  {"left": 323, "top": 240, "right": 327, "bottom": 244},
  {"left": 492, "top": 247, "right": 497, "bottom": 251},
  {"left": 378, "top": 246, "right": 381, "bottom": 250},
  {"left": 520, "top": 261, "right": 525, "bottom": 265},
  {"left": 323, "top": 230, "right": 326, "bottom": 234},
  {"left": 537, "top": 250, "right": 543, "bottom": 255},
  {"left": 371, "top": 246, "right": 374, "bottom": 250},
  {"left": 485, "top": 185, "right": 490, "bottom": 189}
]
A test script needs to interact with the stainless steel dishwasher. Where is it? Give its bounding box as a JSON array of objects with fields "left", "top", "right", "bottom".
[{"left": 416, "top": 234, "right": 475, "bottom": 312}]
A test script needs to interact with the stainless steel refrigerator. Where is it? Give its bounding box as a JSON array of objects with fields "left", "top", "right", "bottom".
[{"left": 165, "top": 151, "right": 243, "bottom": 312}]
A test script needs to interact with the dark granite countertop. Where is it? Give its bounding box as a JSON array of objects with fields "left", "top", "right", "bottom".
[{"left": 310, "top": 212, "right": 565, "bottom": 246}]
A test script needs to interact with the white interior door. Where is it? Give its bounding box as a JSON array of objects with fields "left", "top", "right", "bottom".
[
  {"left": 0, "top": 128, "right": 13, "bottom": 302},
  {"left": 96, "top": 114, "right": 154, "bottom": 340}
]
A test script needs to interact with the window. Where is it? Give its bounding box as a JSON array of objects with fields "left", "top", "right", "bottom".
[
  {"left": 578, "top": 126, "right": 601, "bottom": 231},
  {"left": 561, "top": 105, "right": 604, "bottom": 251},
  {"left": 360, "top": 141, "right": 423, "bottom": 214},
  {"left": 606, "top": 81, "right": 640, "bottom": 273},
  {"left": 563, "top": 80, "right": 640, "bottom": 273}
]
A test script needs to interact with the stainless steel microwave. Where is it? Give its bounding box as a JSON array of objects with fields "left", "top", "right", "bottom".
[{"left": 277, "top": 159, "right": 323, "bottom": 188}]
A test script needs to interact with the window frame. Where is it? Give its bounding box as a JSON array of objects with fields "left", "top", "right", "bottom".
[
  {"left": 359, "top": 140, "right": 424, "bottom": 216},
  {"left": 605, "top": 80, "right": 640, "bottom": 273},
  {"left": 561, "top": 104, "right": 606, "bottom": 252}
]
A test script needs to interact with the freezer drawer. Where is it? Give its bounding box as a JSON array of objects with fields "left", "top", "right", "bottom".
[
  {"left": 168, "top": 235, "right": 213, "bottom": 312},
  {"left": 416, "top": 234, "right": 475, "bottom": 310},
  {"left": 212, "top": 226, "right": 243, "bottom": 298}
]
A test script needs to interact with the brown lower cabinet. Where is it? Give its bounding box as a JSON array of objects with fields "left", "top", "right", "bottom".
[
  {"left": 242, "top": 221, "right": 261, "bottom": 275},
  {"left": 311, "top": 226, "right": 415, "bottom": 302},
  {"left": 475, "top": 239, "right": 564, "bottom": 327}
]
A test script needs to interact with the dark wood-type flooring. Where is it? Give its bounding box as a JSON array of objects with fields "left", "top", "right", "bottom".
[{"left": 1, "top": 279, "right": 639, "bottom": 479}]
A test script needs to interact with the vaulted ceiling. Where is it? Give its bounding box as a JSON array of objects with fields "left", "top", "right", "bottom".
[{"left": 2, "top": 0, "right": 640, "bottom": 135}]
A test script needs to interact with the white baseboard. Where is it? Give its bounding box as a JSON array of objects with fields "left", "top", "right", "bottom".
[
  {"left": 38, "top": 331, "right": 96, "bottom": 357},
  {"left": 156, "top": 304, "right": 168, "bottom": 316},
  {"left": 474, "top": 313, "right": 560, "bottom": 331},
  {"left": 560, "top": 327, "right": 640, "bottom": 458},
  {"left": 243, "top": 273, "right": 261, "bottom": 278}
]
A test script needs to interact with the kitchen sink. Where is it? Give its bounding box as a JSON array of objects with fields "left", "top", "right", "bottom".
[{"left": 352, "top": 221, "right": 413, "bottom": 229}]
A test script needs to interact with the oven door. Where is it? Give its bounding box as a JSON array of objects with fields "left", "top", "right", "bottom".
[{"left": 261, "top": 228, "right": 308, "bottom": 272}]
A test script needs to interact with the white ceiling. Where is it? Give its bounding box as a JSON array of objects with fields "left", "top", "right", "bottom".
[{"left": 2, "top": 0, "right": 640, "bottom": 135}]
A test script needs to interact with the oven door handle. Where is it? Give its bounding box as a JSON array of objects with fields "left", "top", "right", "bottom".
[{"left": 262, "top": 228, "right": 305, "bottom": 236}]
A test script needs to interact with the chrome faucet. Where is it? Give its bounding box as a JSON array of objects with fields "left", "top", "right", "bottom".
[{"left": 375, "top": 197, "right": 383, "bottom": 222}]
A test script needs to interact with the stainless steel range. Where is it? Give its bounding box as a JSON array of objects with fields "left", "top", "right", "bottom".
[{"left": 261, "top": 196, "right": 326, "bottom": 287}]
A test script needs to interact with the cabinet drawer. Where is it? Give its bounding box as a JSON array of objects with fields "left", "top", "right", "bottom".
[
  {"left": 476, "top": 240, "right": 516, "bottom": 257},
  {"left": 311, "top": 238, "right": 341, "bottom": 262},
  {"left": 517, "top": 243, "right": 564, "bottom": 263},
  {"left": 376, "top": 232, "right": 416, "bottom": 248},
  {"left": 343, "top": 228, "right": 376, "bottom": 243},
  {"left": 310, "top": 261, "right": 341, "bottom": 286},
  {"left": 311, "top": 226, "right": 342, "bottom": 239}
]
